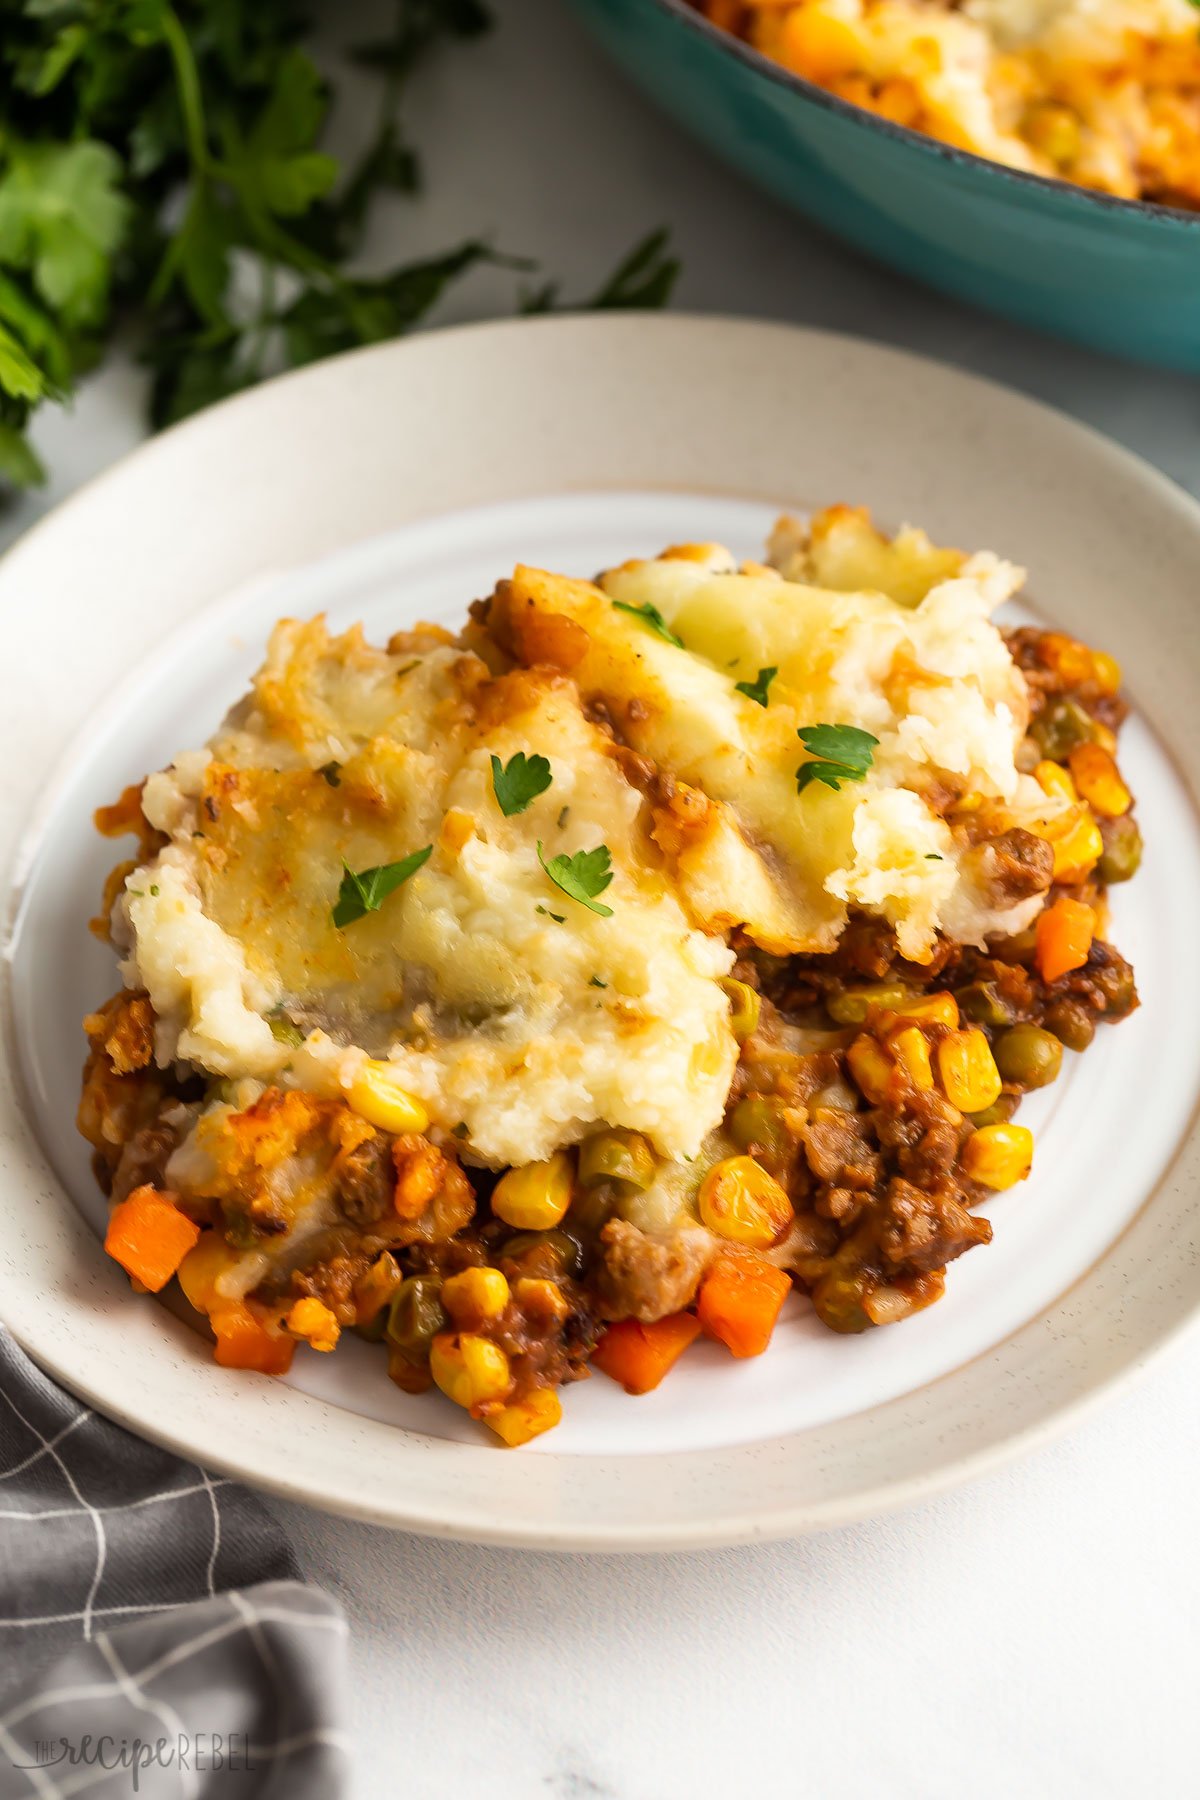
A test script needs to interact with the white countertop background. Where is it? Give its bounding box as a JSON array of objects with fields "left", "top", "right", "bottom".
[{"left": 4, "top": 2, "right": 1197, "bottom": 1792}]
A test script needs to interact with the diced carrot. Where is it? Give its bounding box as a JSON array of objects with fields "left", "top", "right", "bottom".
[
  {"left": 697, "top": 1252, "right": 792, "bottom": 1359},
  {"left": 104, "top": 1186, "right": 201, "bottom": 1293},
  {"left": 591, "top": 1313, "right": 702, "bottom": 1394},
  {"left": 211, "top": 1303, "right": 295, "bottom": 1376},
  {"left": 1035, "top": 895, "right": 1096, "bottom": 984}
]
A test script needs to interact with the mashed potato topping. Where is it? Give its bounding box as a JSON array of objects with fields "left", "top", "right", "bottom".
[
  {"left": 120, "top": 623, "right": 737, "bottom": 1166},
  {"left": 698, "top": 0, "right": 1200, "bottom": 207},
  {"left": 113, "top": 506, "right": 1045, "bottom": 1170},
  {"left": 488, "top": 509, "right": 1039, "bottom": 961}
]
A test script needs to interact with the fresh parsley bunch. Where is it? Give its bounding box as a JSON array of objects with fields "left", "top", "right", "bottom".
[{"left": 0, "top": 0, "right": 679, "bottom": 492}]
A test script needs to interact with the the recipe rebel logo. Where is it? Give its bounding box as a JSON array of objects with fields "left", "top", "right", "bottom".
[{"left": 14, "top": 1731, "right": 254, "bottom": 1788}]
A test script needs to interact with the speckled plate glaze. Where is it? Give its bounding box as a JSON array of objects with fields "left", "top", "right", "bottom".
[{"left": 2, "top": 315, "right": 1199, "bottom": 1548}]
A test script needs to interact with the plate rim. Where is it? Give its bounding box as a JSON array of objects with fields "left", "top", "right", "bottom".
[{"left": 2, "top": 310, "right": 1199, "bottom": 1548}]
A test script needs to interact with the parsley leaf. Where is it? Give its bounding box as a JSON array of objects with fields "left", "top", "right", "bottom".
[
  {"left": 612, "top": 599, "right": 684, "bottom": 648},
  {"left": 536, "top": 841, "right": 614, "bottom": 917},
  {"left": 735, "top": 665, "right": 777, "bottom": 708},
  {"left": 522, "top": 226, "right": 679, "bottom": 314},
  {"left": 490, "top": 750, "right": 552, "bottom": 816},
  {"left": 796, "top": 724, "right": 879, "bottom": 794},
  {"left": 332, "top": 845, "right": 432, "bottom": 928},
  {"left": 0, "top": 8, "right": 681, "bottom": 488}
]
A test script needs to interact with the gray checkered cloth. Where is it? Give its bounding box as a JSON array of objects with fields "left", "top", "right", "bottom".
[{"left": 0, "top": 1330, "right": 350, "bottom": 1797}]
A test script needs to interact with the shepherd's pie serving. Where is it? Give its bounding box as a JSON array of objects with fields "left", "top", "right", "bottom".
[{"left": 81, "top": 506, "right": 1140, "bottom": 1445}]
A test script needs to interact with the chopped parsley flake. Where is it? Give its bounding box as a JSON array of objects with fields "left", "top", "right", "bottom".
[
  {"left": 589, "top": 975, "right": 607, "bottom": 989},
  {"left": 734, "top": 666, "right": 777, "bottom": 708},
  {"left": 318, "top": 761, "right": 342, "bottom": 787},
  {"left": 612, "top": 598, "right": 684, "bottom": 648},
  {"left": 796, "top": 724, "right": 879, "bottom": 794},
  {"left": 332, "top": 846, "right": 432, "bottom": 927},
  {"left": 536, "top": 905, "right": 566, "bottom": 923},
  {"left": 536, "top": 841, "right": 614, "bottom": 916},
  {"left": 491, "top": 751, "right": 552, "bottom": 817}
]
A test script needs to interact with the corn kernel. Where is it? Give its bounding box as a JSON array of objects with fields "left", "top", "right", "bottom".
[
  {"left": 438, "top": 808, "right": 475, "bottom": 855},
  {"left": 486, "top": 1387, "right": 563, "bottom": 1447},
  {"left": 1068, "top": 744, "right": 1131, "bottom": 818},
  {"left": 780, "top": 8, "right": 859, "bottom": 79},
  {"left": 1051, "top": 811, "right": 1104, "bottom": 883},
  {"left": 891, "top": 991, "right": 959, "bottom": 1029},
  {"left": 514, "top": 1276, "right": 570, "bottom": 1325},
  {"left": 936, "top": 1028, "right": 1002, "bottom": 1113},
  {"left": 441, "top": 1266, "right": 510, "bottom": 1327},
  {"left": 429, "top": 1332, "right": 511, "bottom": 1411},
  {"left": 846, "top": 1034, "right": 895, "bottom": 1105},
  {"left": 698, "top": 1156, "right": 793, "bottom": 1248},
  {"left": 490, "top": 1150, "right": 573, "bottom": 1231},
  {"left": 888, "top": 1026, "right": 934, "bottom": 1091},
  {"left": 347, "top": 1061, "right": 429, "bottom": 1134},
  {"left": 1024, "top": 101, "right": 1081, "bottom": 166},
  {"left": 1090, "top": 650, "right": 1122, "bottom": 697},
  {"left": 177, "top": 1232, "right": 234, "bottom": 1313},
  {"left": 285, "top": 1297, "right": 341, "bottom": 1352},
  {"left": 1041, "top": 631, "right": 1096, "bottom": 686},
  {"left": 960, "top": 1123, "right": 1034, "bottom": 1190},
  {"left": 718, "top": 977, "right": 761, "bottom": 1043},
  {"left": 1035, "top": 759, "right": 1077, "bottom": 802}
]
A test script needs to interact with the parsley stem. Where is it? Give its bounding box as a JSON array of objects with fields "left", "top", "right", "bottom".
[{"left": 159, "top": 10, "right": 212, "bottom": 178}]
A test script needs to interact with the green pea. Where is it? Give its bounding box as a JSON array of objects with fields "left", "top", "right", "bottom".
[
  {"left": 811, "top": 1269, "right": 873, "bottom": 1334},
  {"left": 577, "top": 1128, "right": 655, "bottom": 1191},
  {"left": 955, "top": 981, "right": 1016, "bottom": 1029},
  {"left": 1043, "top": 999, "right": 1096, "bottom": 1053},
  {"left": 825, "top": 983, "right": 913, "bottom": 1026},
  {"left": 353, "top": 1312, "right": 388, "bottom": 1343},
  {"left": 1097, "top": 815, "right": 1142, "bottom": 885},
  {"left": 385, "top": 1277, "right": 446, "bottom": 1356},
  {"left": 1093, "top": 959, "right": 1137, "bottom": 1019},
  {"left": 718, "top": 977, "right": 761, "bottom": 1043},
  {"left": 1030, "top": 699, "right": 1096, "bottom": 760},
  {"left": 268, "top": 1014, "right": 304, "bottom": 1047},
  {"left": 728, "top": 1095, "right": 792, "bottom": 1158},
  {"left": 967, "top": 1095, "right": 1018, "bottom": 1128},
  {"left": 994, "top": 1024, "right": 1063, "bottom": 1089},
  {"left": 808, "top": 1081, "right": 859, "bottom": 1114},
  {"left": 502, "top": 1227, "right": 586, "bottom": 1278}
]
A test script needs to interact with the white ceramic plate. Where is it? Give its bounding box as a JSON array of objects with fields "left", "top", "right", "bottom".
[{"left": 2, "top": 315, "right": 1199, "bottom": 1547}]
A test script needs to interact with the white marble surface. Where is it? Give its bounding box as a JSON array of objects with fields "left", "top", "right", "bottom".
[{"left": 4, "top": 1, "right": 1198, "bottom": 1792}]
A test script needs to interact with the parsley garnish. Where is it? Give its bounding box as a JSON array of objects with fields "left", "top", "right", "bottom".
[
  {"left": 490, "top": 751, "right": 552, "bottom": 817},
  {"left": 318, "top": 761, "right": 342, "bottom": 787},
  {"left": 536, "top": 905, "right": 566, "bottom": 923},
  {"left": 536, "top": 841, "right": 614, "bottom": 916},
  {"left": 925, "top": 853, "right": 944, "bottom": 861},
  {"left": 612, "top": 599, "right": 684, "bottom": 648},
  {"left": 332, "top": 845, "right": 431, "bottom": 927},
  {"left": 589, "top": 976, "right": 607, "bottom": 989},
  {"left": 0, "top": 15, "right": 679, "bottom": 491},
  {"left": 796, "top": 724, "right": 878, "bottom": 794},
  {"left": 735, "top": 666, "right": 777, "bottom": 708}
]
